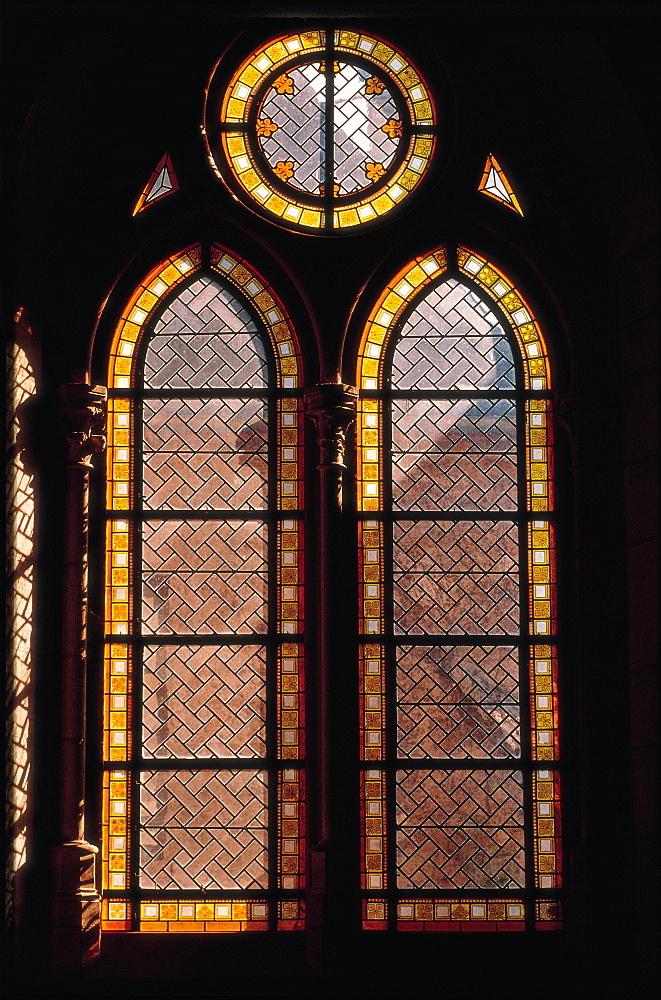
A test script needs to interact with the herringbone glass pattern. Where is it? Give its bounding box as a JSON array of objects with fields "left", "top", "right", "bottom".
[
  {"left": 392, "top": 398, "right": 517, "bottom": 511},
  {"left": 391, "top": 279, "right": 515, "bottom": 390},
  {"left": 142, "top": 521, "right": 267, "bottom": 634},
  {"left": 260, "top": 65, "right": 326, "bottom": 192},
  {"left": 396, "top": 769, "right": 525, "bottom": 888},
  {"left": 144, "top": 277, "right": 267, "bottom": 389},
  {"left": 393, "top": 521, "right": 519, "bottom": 634},
  {"left": 142, "top": 646, "right": 266, "bottom": 758},
  {"left": 334, "top": 64, "right": 399, "bottom": 193},
  {"left": 139, "top": 769, "right": 268, "bottom": 889},
  {"left": 142, "top": 398, "right": 268, "bottom": 510},
  {"left": 396, "top": 646, "right": 520, "bottom": 758}
]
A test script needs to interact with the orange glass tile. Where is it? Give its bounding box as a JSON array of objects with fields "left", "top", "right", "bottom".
[
  {"left": 478, "top": 153, "right": 524, "bottom": 215},
  {"left": 457, "top": 247, "right": 551, "bottom": 390},
  {"left": 132, "top": 153, "right": 179, "bottom": 215}
]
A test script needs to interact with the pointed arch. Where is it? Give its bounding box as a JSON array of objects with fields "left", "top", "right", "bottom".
[
  {"left": 356, "top": 245, "right": 561, "bottom": 931},
  {"left": 103, "top": 244, "right": 305, "bottom": 932}
]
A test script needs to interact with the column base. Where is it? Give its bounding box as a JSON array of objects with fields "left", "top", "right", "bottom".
[{"left": 51, "top": 841, "right": 101, "bottom": 970}]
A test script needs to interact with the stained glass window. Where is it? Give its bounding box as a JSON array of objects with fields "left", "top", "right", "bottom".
[
  {"left": 357, "top": 246, "right": 561, "bottom": 931},
  {"left": 206, "top": 30, "right": 436, "bottom": 232},
  {"left": 478, "top": 154, "right": 523, "bottom": 216},
  {"left": 102, "top": 244, "right": 305, "bottom": 932},
  {"left": 132, "top": 154, "right": 179, "bottom": 215}
]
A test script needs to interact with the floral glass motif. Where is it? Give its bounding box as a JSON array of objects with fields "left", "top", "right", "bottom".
[
  {"left": 209, "top": 30, "right": 436, "bottom": 232},
  {"left": 103, "top": 244, "right": 305, "bottom": 933},
  {"left": 132, "top": 153, "right": 179, "bottom": 216},
  {"left": 357, "top": 246, "right": 561, "bottom": 932}
]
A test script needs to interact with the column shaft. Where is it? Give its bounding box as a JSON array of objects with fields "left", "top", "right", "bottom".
[{"left": 50, "top": 383, "right": 106, "bottom": 970}]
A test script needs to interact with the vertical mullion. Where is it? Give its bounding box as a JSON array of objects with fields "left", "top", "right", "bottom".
[{"left": 324, "top": 29, "right": 334, "bottom": 230}]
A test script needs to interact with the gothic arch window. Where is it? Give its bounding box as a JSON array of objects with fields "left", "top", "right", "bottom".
[
  {"left": 356, "top": 245, "right": 562, "bottom": 931},
  {"left": 205, "top": 29, "right": 436, "bottom": 233},
  {"left": 102, "top": 244, "right": 305, "bottom": 933},
  {"left": 98, "top": 29, "right": 564, "bottom": 950}
]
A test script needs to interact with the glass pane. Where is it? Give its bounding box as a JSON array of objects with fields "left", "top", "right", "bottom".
[
  {"left": 393, "top": 520, "right": 519, "bottom": 634},
  {"left": 144, "top": 276, "right": 267, "bottom": 389},
  {"left": 139, "top": 769, "right": 268, "bottom": 889},
  {"left": 334, "top": 63, "right": 400, "bottom": 194},
  {"left": 396, "top": 646, "right": 520, "bottom": 758},
  {"left": 392, "top": 398, "right": 517, "bottom": 511},
  {"left": 142, "top": 645, "right": 267, "bottom": 758},
  {"left": 392, "top": 279, "right": 515, "bottom": 390},
  {"left": 259, "top": 65, "right": 326, "bottom": 193},
  {"left": 396, "top": 769, "right": 525, "bottom": 888},
  {"left": 142, "top": 398, "right": 268, "bottom": 510},
  {"left": 141, "top": 520, "right": 267, "bottom": 634}
]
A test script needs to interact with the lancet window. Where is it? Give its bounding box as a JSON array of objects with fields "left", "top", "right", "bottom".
[
  {"left": 102, "top": 243, "right": 305, "bottom": 932},
  {"left": 356, "top": 245, "right": 562, "bottom": 931}
]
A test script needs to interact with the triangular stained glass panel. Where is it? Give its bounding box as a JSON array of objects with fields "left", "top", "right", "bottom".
[
  {"left": 478, "top": 154, "right": 523, "bottom": 216},
  {"left": 132, "top": 154, "right": 179, "bottom": 215}
]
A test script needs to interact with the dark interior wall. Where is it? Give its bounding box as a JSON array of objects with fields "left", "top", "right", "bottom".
[{"left": 6, "top": 2, "right": 658, "bottom": 996}]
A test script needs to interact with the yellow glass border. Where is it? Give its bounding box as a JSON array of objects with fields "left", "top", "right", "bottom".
[
  {"left": 361, "top": 768, "right": 387, "bottom": 893},
  {"left": 457, "top": 247, "right": 550, "bottom": 391},
  {"left": 363, "top": 898, "right": 529, "bottom": 931}
]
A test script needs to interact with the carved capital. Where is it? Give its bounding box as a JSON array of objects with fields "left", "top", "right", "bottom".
[
  {"left": 57, "top": 384, "right": 107, "bottom": 468},
  {"left": 304, "top": 384, "right": 358, "bottom": 469}
]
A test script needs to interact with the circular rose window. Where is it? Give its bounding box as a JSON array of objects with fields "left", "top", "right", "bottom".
[{"left": 205, "top": 30, "right": 437, "bottom": 233}]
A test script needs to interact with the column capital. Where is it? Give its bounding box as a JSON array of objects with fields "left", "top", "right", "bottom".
[
  {"left": 304, "top": 383, "right": 358, "bottom": 469},
  {"left": 57, "top": 384, "right": 107, "bottom": 468}
]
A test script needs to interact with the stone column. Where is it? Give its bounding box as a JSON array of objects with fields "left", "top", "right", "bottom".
[
  {"left": 50, "top": 383, "right": 106, "bottom": 970},
  {"left": 304, "top": 383, "right": 357, "bottom": 971}
]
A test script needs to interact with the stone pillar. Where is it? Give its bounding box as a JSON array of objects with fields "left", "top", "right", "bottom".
[
  {"left": 304, "top": 383, "right": 357, "bottom": 971},
  {"left": 50, "top": 383, "right": 106, "bottom": 970}
]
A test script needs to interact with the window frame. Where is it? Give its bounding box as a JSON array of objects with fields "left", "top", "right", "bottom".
[
  {"left": 101, "top": 242, "right": 307, "bottom": 933},
  {"left": 204, "top": 28, "right": 438, "bottom": 234},
  {"left": 356, "top": 244, "right": 562, "bottom": 931}
]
